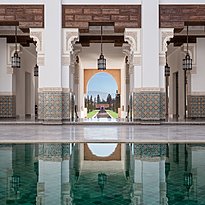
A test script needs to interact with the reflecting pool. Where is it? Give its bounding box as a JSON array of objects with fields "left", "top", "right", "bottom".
[{"left": 0, "top": 143, "right": 205, "bottom": 204}]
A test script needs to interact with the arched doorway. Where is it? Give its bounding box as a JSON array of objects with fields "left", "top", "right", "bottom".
[{"left": 84, "top": 70, "right": 120, "bottom": 120}]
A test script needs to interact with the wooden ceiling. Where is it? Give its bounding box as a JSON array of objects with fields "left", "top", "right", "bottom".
[{"left": 0, "top": 21, "right": 35, "bottom": 47}]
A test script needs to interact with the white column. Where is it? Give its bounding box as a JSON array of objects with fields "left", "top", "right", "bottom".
[
  {"left": 16, "top": 65, "right": 25, "bottom": 119},
  {"left": 0, "top": 40, "right": 16, "bottom": 117},
  {"left": 124, "top": 29, "right": 141, "bottom": 92},
  {"left": 159, "top": 29, "right": 174, "bottom": 89},
  {"left": 142, "top": 0, "right": 159, "bottom": 88},
  {"left": 121, "top": 62, "right": 126, "bottom": 118},
  {"left": 0, "top": 39, "right": 14, "bottom": 94},
  {"left": 41, "top": 0, "right": 62, "bottom": 88},
  {"left": 62, "top": 29, "right": 79, "bottom": 90},
  {"left": 192, "top": 38, "right": 205, "bottom": 93},
  {"left": 79, "top": 61, "right": 85, "bottom": 118}
]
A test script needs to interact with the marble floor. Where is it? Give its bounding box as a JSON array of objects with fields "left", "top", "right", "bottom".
[{"left": 0, "top": 124, "right": 205, "bottom": 143}]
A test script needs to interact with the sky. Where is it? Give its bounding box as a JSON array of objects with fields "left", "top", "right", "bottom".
[
  {"left": 87, "top": 72, "right": 118, "bottom": 99},
  {"left": 88, "top": 143, "right": 118, "bottom": 157}
]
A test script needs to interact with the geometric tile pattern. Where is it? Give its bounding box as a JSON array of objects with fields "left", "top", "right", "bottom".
[
  {"left": 44, "top": 91, "right": 62, "bottom": 120},
  {"left": 134, "top": 144, "right": 167, "bottom": 159},
  {"left": 0, "top": 95, "right": 16, "bottom": 117},
  {"left": 133, "top": 91, "right": 165, "bottom": 120},
  {"left": 38, "top": 92, "right": 44, "bottom": 120},
  {"left": 38, "top": 143, "right": 70, "bottom": 161},
  {"left": 38, "top": 90, "right": 71, "bottom": 121},
  {"left": 188, "top": 95, "right": 205, "bottom": 118},
  {"left": 62, "top": 92, "right": 70, "bottom": 120}
]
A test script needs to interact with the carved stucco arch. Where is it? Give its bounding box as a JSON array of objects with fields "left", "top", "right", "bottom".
[{"left": 84, "top": 69, "right": 121, "bottom": 94}]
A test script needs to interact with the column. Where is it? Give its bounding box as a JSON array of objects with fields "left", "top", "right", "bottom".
[
  {"left": 62, "top": 29, "right": 79, "bottom": 121},
  {"left": 124, "top": 28, "right": 141, "bottom": 120},
  {"left": 39, "top": 0, "right": 62, "bottom": 123},
  {"left": 125, "top": 1, "right": 174, "bottom": 120},
  {"left": 73, "top": 45, "right": 82, "bottom": 119},
  {"left": 188, "top": 39, "right": 205, "bottom": 118},
  {"left": 31, "top": 0, "right": 62, "bottom": 123},
  {"left": 159, "top": 29, "right": 174, "bottom": 120},
  {"left": 0, "top": 39, "right": 16, "bottom": 118},
  {"left": 140, "top": 0, "right": 162, "bottom": 120},
  {"left": 30, "top": 3, "right": 79, "bottom": 123}
]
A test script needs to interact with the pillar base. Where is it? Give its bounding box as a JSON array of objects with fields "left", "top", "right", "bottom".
[
  {"left": 188, "top": 95, "right": 205, "bottom": 118},
  {"left": 38, "top": 88, "right": 71, "bottom": 122},
  {"left": 0, "top": 95, "right": 16, "bottom": 118},
  {"left": 133, "top": 91, "right": 165, "bottom": 121}
]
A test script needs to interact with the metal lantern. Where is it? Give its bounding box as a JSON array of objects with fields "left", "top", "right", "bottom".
[
  {"left": 183, "top": 52, "right": 192, "bottom": 71},
  {"left": 183, "top": 26, "right": 192, "bottom": 71},
  {"left": 165, "top": 63, "right": 170, "bottom": 77},
  {"left": 11, "top": 25, "right": 21, "bottom": 69},
  {"left": 98, "top": 26, "right": 106, "bottom": 70},
  {"left": 165, "top": 50, "right": 170, "bottom": 77},
  {"left": 34, "top": 64, "right": 39, "bottom": 77},
  {"left": 11, "top": 51, "right": 20, "bottom": 69},
  {"left": 98, "top": 54, "right": 106, "bottom": 71}
]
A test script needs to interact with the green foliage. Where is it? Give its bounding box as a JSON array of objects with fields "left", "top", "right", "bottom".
[
  {"left": 106, "top": 110, "right": 118, "bottom": 119},
  {"left": 87, "top": 110, "right": 99, "bottom": 118}
]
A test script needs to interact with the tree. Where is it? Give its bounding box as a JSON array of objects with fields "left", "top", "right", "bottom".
[
  {"left": 106, "top": 94, "right": 112, "bottom": 109},
  {"left": 90, "top": 95, "right": 93, "bottom": 111},
  {"left": 97, "top": 94, "right": 100, "bottom": 104}
]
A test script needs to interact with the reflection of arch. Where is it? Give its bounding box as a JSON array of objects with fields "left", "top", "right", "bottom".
[
  {"left": 84, "top": 69, "right": 121, "bottom": 94},
  {"left": 84, "top": 143, "right": 121, "bottom": 161}
]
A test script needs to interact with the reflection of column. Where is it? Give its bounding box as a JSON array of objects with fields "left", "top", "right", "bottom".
[
  {"left": 62, "top": 144, "right": 72, "bottom": 205},
  {"left": 37, "top": 144, "right": 71, "bottom": 205},
  {"left": 131, "top": 144, "right": 167, "bottom": 205},
  {"left": 160, "top": 159, "right": 168, "bottom": 205},
  {"left": 0, "top": 145, "right": 12, "bottom": 204},
  {"left": 131, "top": 159, "right": 142, "bottom": 205}
]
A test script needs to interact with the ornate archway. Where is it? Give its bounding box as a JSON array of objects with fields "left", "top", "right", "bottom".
[{"left": 84, "top": 69, "right": 121, "bottom": 94}]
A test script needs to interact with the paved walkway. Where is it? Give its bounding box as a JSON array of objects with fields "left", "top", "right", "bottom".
[{"left": 0, "top": 124, "right": 205, "bottom": 143}]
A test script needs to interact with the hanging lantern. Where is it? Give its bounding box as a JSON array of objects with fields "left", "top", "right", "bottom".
[
  {"left": 98, "top": 54, "right": 106, "bottom": 71},
  {"left": 11, "top": 25, "right": 21, "bottom": 69},
  {"left": 34, "top": 64, "right": 39, "bottom": 77},
  {"left": 182, "top": 26, "right": 192, "bottom": 71},
  {"left": 98, "top": 26, "right": 106, "bottom": 70},
  {"left": 183, "top": 52, "right": 192, "bottom": 71},
  {"left": 164, "top": 50, "right": 170, "bottom": 77},
  {"left": 11, "top": 51, "right": 20, "bottom": 69}
]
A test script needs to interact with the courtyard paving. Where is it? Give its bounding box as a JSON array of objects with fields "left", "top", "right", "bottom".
[{"left": 0, "top": 124, "right": 205, "bottom": 143}]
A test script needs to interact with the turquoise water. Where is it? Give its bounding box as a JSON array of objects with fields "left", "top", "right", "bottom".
[{"left": 0, "top": 143, "right": 204, "bottom": 205}]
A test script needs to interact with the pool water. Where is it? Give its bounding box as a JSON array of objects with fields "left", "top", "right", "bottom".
[{"left": 0, "top": 143, "right": 204, "bottom": 205}]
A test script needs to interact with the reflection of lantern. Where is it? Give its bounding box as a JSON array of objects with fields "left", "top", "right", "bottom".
[
  {"left": 98, "top": 173, "right": 107, "bottom": 193},
  {"left": 11, "top": 175, "right": 20, "bottom": 193},
  {"left": 184, "top": 172, "right": 193, "bottom": 191},
  {"left": 165, "top": 162, "right": 170, "bottom": 178}
]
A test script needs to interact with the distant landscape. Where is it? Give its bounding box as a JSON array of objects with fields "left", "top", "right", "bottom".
[{"left": 87, "top": 91, "right": 116, "bottom": 100}]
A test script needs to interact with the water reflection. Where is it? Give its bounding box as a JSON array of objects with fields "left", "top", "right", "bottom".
[{"left": 0, "top": 143, "right": 204, "bottom": 204}]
